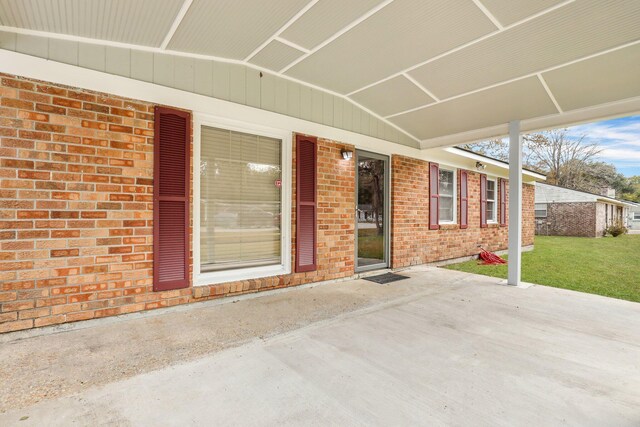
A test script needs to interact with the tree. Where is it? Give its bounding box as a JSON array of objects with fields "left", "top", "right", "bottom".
[
  {"left": 621, "top": 176, "right": 640, "bottom": 202},
  {"left": 531, "top": 129, "right": 601, "bottom": 190},
  {"left": 358, "top": 159, "right": 384, "bottom": 235},
  {"left": 460, "top": 129, "right": 611, "bottom": 193},
  {"left": 460, "top": 134, "right": 548, "bottom": 173}
]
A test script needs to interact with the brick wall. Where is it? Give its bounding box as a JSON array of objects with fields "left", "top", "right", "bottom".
[
  {"left": 536, "top": 202, "right": 597, "bottom": 238},
  {"left": 0, "top": 74, "right": 196, "bottom": 333},
  {"left": 391, "top": 155, "right": 535, "bottom": 268}
]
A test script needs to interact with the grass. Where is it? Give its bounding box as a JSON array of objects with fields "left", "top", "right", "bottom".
[
  {"left": 444, "top": 234, "right": 640, "bottom": 303},
  {"left": 358, "top": 227, "right": 384, "bottom": 260}
]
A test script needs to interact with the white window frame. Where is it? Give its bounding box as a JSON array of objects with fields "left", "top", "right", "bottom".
[
  {"left": 633, "top": 212, "right": 640, "bottom": 221},
  {"left": 193, "top": 114, "right": 292, "bottom": 287},
  {"left": 534, "top": 203, "right": 548, "bottom": 218},
  {"left": 438, "top": 167, "right": 457, "bottom": 225},
  {"left": 486, "top": 177, "right": 498, "bottom": 223}
]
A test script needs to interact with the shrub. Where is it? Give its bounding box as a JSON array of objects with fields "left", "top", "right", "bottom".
[{"left": 605, "top": 221, "right": 628, "bottom": 237}]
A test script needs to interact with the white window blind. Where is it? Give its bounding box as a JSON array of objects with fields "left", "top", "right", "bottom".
[
  {"left": 486, "top": 179, "right": 496, "bottom": 222},
  {"left": 200, "top": 126, "right": 282, "bottom": 272}
]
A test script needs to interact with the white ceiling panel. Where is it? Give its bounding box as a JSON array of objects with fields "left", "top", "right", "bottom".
[
  {"left": 409, "top": 0, "right": 640, "bottom": 100},
  {"left": 389, "top": 77, "right": 557, "bottom": 140},
  {"left": 542, "top": 43, "right": 640, "bottom": 112},
  {"left": 0, "top": 0, "right": 183, "bottom": 47},
  {"left": 285, "top": 0, "right": 495, "bottom": 94},
  {"left": 249, "top": 40, "right": 305, "bottom": 72},
  {"left": 479, "top": 0, "right": 564, "bottom": 26},
  {"left": 167, "top": 0, "right": 309, "bottom": 59},
  {"left": 280, "top": 0, "right": 383, "bottom": 50},
  {"left": 350, "top": 75, "right": 435, "bottom": 117}
]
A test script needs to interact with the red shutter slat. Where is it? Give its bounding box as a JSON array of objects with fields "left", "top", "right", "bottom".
[
  {"left": 499, "top": 178, "right": 507, "bottom": 227},
  {"left": 459, "top": 170, "right": 468, "bottom": 229},
  {"left": 480, "top": 173, "right": 487, "bottom": 228},
  {"left": 296, "top": 135, "right": 317, "bottom": 272},
  {"left": 429, "top": 162, "right": 440, "bottom": 230},
  {"left": 153, "top": 106, "right": 190, "bottom": 292}
]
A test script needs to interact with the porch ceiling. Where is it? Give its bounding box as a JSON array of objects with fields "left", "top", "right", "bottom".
[{"left": 1, "top": 0, "right": 639, "bottom": 148}]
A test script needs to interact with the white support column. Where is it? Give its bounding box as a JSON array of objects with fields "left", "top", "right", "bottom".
[{"left": 508, "top": 121, "right": 522, "bottom": 286}]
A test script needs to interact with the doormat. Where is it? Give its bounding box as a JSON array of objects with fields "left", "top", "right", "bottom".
[{"left": 362, "top": 272, "right": 409, "bottom": 284}]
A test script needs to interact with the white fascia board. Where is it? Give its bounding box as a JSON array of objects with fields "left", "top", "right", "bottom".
[
  {"left": 419, "top": 96, "right": 640, "bottom": 149},
  {"left": 596, "top": 198, "right": 636, "bottom": 208}
]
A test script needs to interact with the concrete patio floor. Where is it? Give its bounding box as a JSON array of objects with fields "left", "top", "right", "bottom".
[{"left": 1, "top": 267, "right": 639, "bottom": 426}]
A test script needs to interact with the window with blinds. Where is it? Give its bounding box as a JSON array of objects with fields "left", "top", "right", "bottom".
[
  {"left": 438, "top": 168, "right": 455, "bottom": 223},
  {"left": 486, "top": 179, "right": 497, "bottom": 222},
  {"left": 200, "top": 125, "right": 282, "bottom": 272}
]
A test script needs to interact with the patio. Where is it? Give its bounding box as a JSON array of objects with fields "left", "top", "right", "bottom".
[{"left": 1, "top": 267, "right": 639, "bottom": 426}]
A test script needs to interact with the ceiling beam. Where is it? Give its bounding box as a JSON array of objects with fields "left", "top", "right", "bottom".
[
  {"left": 243, "top": 0, "right": 319, "bottom": 62},
  {"left": 274, "top": 36, "right": 310, "bottom": 54},
  {"left": 160, "top": 0, "right": 194, "bottom": 50},
  {"left": 471, "top": 0, "right": 504, "bottom": 30},
  {"left": 403, "top": 73, "right": 440, "bottom": 102},
  {"left": 537, "top": 73, "right": 563, "bottom": 113},
  {"left": 419, "top": 95, "right": 640, "bottom": 149},
  {"left": 279, "top": 0, "right": 396, "bottom": 74}
]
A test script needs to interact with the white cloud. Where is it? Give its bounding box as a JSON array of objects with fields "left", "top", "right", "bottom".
[{"left": 598, "top": 147, "right": 640, "bottom": 163}]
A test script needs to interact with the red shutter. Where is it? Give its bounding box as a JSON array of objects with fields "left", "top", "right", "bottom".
[
  {"left": 459, "top": 170, "right": 468, "bottom": 229},
  {"left": 296, "top": 135, "right": 317, "bottom": 272},
  {"left": 499, "top": 178, "right": 507, "bottom": 227},
  {"left": 480, "top": 173, "right": 488, "bottom": 228},
  {"left": 429, "top": 162, "right": 440, "bottom": 230},
  {"left": 153, "top": 107, "right": 190, "bottom": 291}
]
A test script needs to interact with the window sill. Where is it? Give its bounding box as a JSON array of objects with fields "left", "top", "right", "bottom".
[{"left": 195, "top": 264, "right": 290, "bottom": 287}]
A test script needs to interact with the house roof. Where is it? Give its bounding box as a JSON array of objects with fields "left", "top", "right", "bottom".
[
  {"left": 1, "top": 0, "right": 639, "bottom": 149},
  {"left": 535, "top": 182, "right": 636, "bottom": 207}
]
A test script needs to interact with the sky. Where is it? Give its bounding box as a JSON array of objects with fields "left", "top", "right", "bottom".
[{"left": 564, "top": 115, "right": 640, "bottom": 177}]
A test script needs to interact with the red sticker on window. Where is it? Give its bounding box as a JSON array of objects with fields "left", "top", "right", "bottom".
[{"left": 275, "top": 179, "right": 282, "bottom": 188}]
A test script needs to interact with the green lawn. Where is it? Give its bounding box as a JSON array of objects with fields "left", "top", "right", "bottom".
[{"left": 444, "top": 235, "right": 640, "bottom": 302}]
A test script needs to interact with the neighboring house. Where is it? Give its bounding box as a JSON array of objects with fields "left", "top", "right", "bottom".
[
  {"left": 628, "top": 202, "right": 640, "bottom": 231},
  {"left": 535, "top": 183, "right": 633, "bottom": 237}
]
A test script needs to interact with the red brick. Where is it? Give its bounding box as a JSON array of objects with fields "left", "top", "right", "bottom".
[
  {"left": 18, "top": 110, "right": 49, "bottom": 121},
  {"left": 36, "top": 103, "right": 66, "bottom": 115},
  {"left": 2, "top": 159, "right": 34, "bottom": 169},
  {"left": 108, "top": 124, "right": 132, "bottom": 134},
  {"left": 17, "top": 210, "right": 49, "bottom": 219},
  {"left": 0, "top": 319, "right": 33, "bottom": 333},
  {"left": 51, "top": 249, "right": 79, "bottom": 257},
  {"left": 18, "top": 170, "right": 51, "bottom": 180},
  {"left": 19, "top": 130, "right": 52, "bottom": 141},
  {"left": 53, "top": 97, "right": 82, "bottom": 109},
  {"left": 1, "top": 98, "right": 33, "bottom": 110},
  {"left": 35, "top": 123, "right": 66, "bottom": 133},
  {"left": 51, "top": 230, "right": 80, "bottom": 238}
]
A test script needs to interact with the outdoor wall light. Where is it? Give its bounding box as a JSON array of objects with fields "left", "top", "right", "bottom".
[
  {"left": 475, "top": 161, "right": 486, "bottom": 170},
  {"left": 341, "top": 149, "right": 353, "bottom": 160}
]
